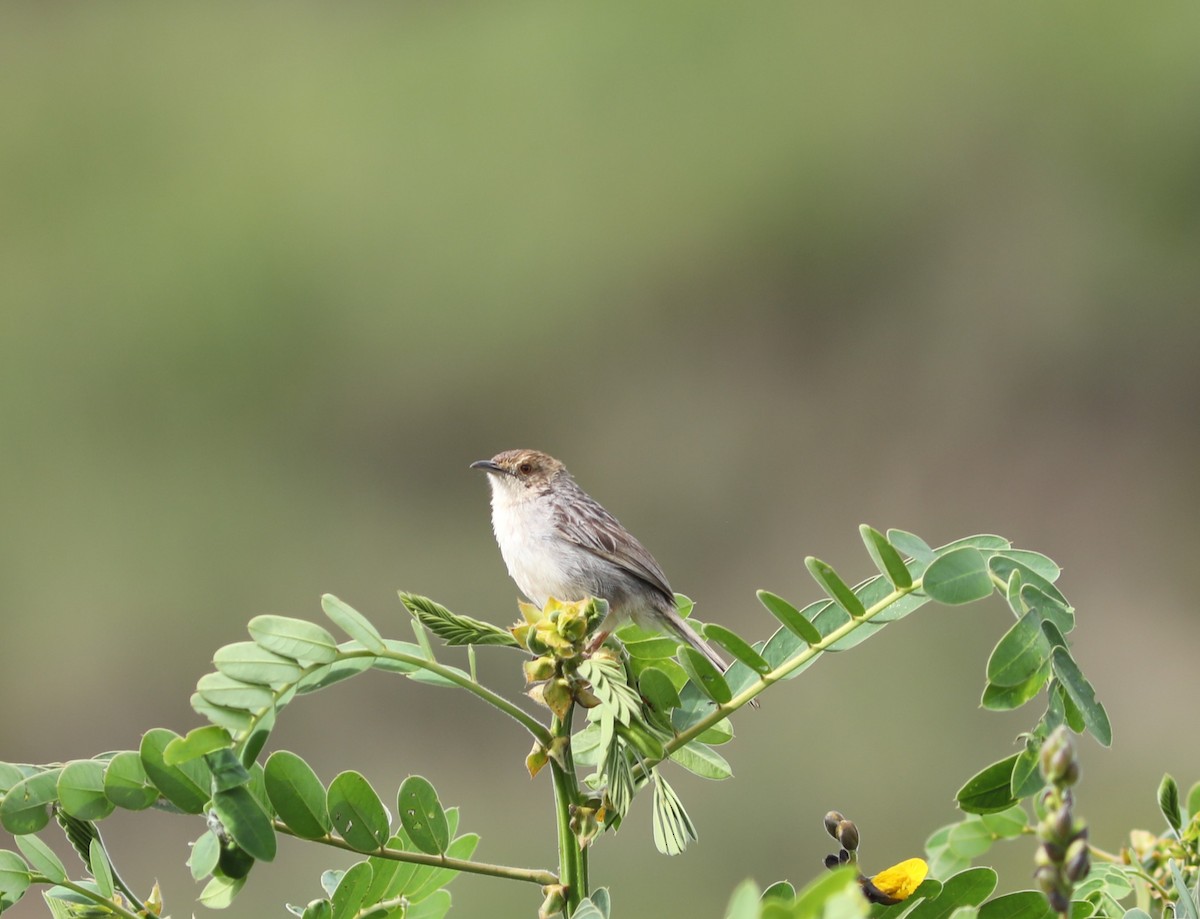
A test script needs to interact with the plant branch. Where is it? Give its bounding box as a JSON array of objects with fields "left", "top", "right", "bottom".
[
  {"left": 634, "top": 580, "right": 920, "bottom": 780},
  {"left": 231, "top": 650, "right": 553, "bottom": 757},
  {"left": 274, "top": 823, "right": 558, "bottom": 886},
  {"left": 550, "top": 706, "right": 586, "bottom": 913},
  {"left": 30, "top": 875, "right": 144, "bottom": 919},
  {"left": 367, "top": 648, "right": 553, "bottom": 746}
]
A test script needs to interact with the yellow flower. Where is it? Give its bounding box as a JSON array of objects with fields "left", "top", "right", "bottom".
[{"left": 862, "top": 858, "right": 929, "bottom": 904}]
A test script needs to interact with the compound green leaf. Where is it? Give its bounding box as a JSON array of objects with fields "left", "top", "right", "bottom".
[
  {"left": 14, "top": 834, "right": 65, "bottom": 883},
  {"left": 638, "top": 666, "right": 681, "bottom": 713},
  {"left": 406, "top": 889, "right": 452, "bottom": 919},
  {"left": 906, "top": 868, "right": 997, "bottom": 919},
  {"left": 987, "top": 609, "right": 1053, "bottom": 688},
  {"left": 757, "top": 590, "right": 822, "bottom": 645},
  {"left": 861, "top": 525, "right": 914, "bottom": 589},
  {"left": 979, "top": 805, "right": 1028, "bottom": 838},
  {"left": 322, "top": 594, "right": 385, "bottom": 653},
  {"left": 103, "top": 751, "right": 158, "bottom": 811},
  {"left": 677, "top": 647, "right": 732, "bottom": 705},
  {"left": 190, "top": 693, "right": 255, "bottom": 734},
  {"left": 1158, "top": 774, "right": 1182, "bottom": 832},
  {"left": 1169, "top": 862, "right": 1198, "bottom": 919},
  {"left": 265, "top": 751, "right": 330, "bottom": 840},
  {"left": 164, "top": 725, "right": 233, "bottom": 766},
  {"left": 0, "top": 769, "right": 62, "bottom": 834},
  {"left": 982, "top": 665, "right": 1049, "bottom": 711},
  {"left": 0, "top": 764, "right": 25, "bottom": 795},
  {"left": 1020, "top": 584, "right": 1075, "bottom": 634},
  {"left": 56, "top": 761, "right": 114, "bottom": 821},
  {"left": 806, "top": 557, "right": 867, "bottom": 617},
  {"left": 398, "top": 776, "right": 449, "bottom": 855},
  {"left": 957, "top": 754, "right": 1019, "bottom": 814},
  {"left": 139, "top": 729, "right": 211, "bottom": 814},
  {"left": 669, "top": 742, "right": 732, "bottom": 780},
  {"left": 704, "top": 624, "right": 770, "bottom": 674},
  {"left": 89, "top": 838, "right": 114, "bottom": 898},
  {"left": 977, "top": 891, "right": 1055, "bottom": 919},
  {"left": 213, "top": 641, "right": 304, "bottom": 687},
  {"left": 0, "top": 850, "right": 31, "bottom": 900},
  {"left": 400, "top": 592, "right": 519, "bottom": 648},
  {"left": 888, "top": 529, "right": 936, "bottom": 564},
  {"left": 947, "top": 818, "right": 993, "bottom": 858},
  {"left": 328, "top": 772, "right": 390, "bottom": 852},
  {"left": 1050, "top": 648, "right": 1112, "bottom": 747},
  {"left": 330, "top": 860, "right": 374, "bottom": 919},
  {"left": 652, "top": 773, "right": 697, "bottom": 856},
  {"left": 212, "top": 785, "right": 276, "bottom": 862},
  {"left": 623, "top": 636, "right": 681, "bottom": 660},
  {"left": 199, "top": 874, "right": 245, "bottom": 909},
  {"left": 989, "top": 558, "right": 1069, "bottom": 610},
  {"left": 248, "top": 615, "right": 339, "bottom": 664},
  {"left": 924, "top": 548, "right": 994, "bottom": 605},
  {"left": 994, "top": 550, "right": 1061, "bottom": 582},
  {"left": 1187, "top": 781, "right": 1200, "bottom": 824},
  {"left": 196, "top": 672, "right": 275, "bottom": 712},
  {"left": 402, "top": 830, "right": 478, "bottom": 902},
  {"left": 188, "top": 830, "right": 220, "bottom": 880},
  {"left": 213, "top": 787, "right": 276, "bottom": 868},
  {"left": 1011, "top": 747, "right": 1045, "bottom": 799}
]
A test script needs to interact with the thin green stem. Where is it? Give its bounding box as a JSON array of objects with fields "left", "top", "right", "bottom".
[
  {"left": 274, "top": 822, "right": 557, "bottom": 886},
  {"left": 633, "top": 580, "right": 920, "bottom": 781},
  {"left": 550, "top": 706, "right": 585, "bottom": 914},
  {"left": 30, "top": 875, "right": 143, "bottom": 919},
  {"left": 368, "top": 649, "right": 553, "bottom": 745},
  {"left": 232, "top": 649, "right": 552, "bottom": 756}
]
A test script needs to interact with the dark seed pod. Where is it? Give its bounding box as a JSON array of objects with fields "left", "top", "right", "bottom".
[
  {"left": 836, "top": 820, "right": 860, "bottom": 851},
  {"left": 824, "top": 811, "right": 845, "bottom": 838},
  {"left": 824, "top": 853, "right": 840, "bottom": 870}
]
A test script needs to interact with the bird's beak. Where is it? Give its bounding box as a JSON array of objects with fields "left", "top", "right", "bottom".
[{"left": 470, "top": 459, "right": 506, "bottom": 475}]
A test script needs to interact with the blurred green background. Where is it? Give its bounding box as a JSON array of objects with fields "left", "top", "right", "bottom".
[{"left": 3, "top": 3, "right": 1199, "bottom": 917}]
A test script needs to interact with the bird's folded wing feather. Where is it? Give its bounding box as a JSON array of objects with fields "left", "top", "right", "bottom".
[{"left": 552, "top": 499, "right": 675, "bottom": 603}]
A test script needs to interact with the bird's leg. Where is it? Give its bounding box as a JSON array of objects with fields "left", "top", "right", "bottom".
[{"left": 584, "top": 630, "right": 611, "bottom": 654}]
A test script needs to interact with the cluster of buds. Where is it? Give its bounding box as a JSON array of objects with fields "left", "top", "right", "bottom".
[
  {"left": 512, "top": 597, "right": 608, "bottom": 661},
  {"left": 821, "top": 812, "right": 928, "bottom": 905},
  {"left": 1035, "top": 726, "right": 1089, "bottom": 915},
  {"left": 513, "top": 597, "right": 609, "bottom": 720},
  {"left": 823, "top": 811, "right": 860, "bottom": 868}
]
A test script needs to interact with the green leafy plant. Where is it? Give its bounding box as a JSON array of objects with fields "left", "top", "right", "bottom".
[{"left": 0, "top": 526, "right": 1161, "bottom": 919}]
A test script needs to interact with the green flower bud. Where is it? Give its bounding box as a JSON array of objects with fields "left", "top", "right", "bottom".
[
  {"left": 538, "top": 884, "right": 567, "bottom": 919},
  {"left": 1034, "top": 865, "right": 1059, "bottom": 894},
  {"left": 524, "top": 656, "right": 557, "bottom": 683}
]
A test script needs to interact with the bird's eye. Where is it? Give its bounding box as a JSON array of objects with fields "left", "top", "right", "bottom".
[{"left": 517, "top": 462, "right": 533, "bottom": 475}]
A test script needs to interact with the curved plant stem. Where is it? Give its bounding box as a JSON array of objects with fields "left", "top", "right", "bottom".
[
  {"left": 369, "top": 649, "right": 553, "bottom": 745},
  {"left": 232, "top": 649, "right": 553, "bottom": 760},
  {"left": 633, "top": 580, "right": 921, "bottom": 781},
  {"left": 30, "top": 875, "right": 143, "bottom": 919},
  {"left": 274, "top": 823, "right": 558, "bottom": 886}
]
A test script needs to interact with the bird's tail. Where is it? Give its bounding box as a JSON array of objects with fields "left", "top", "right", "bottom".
[
  {"left": 662, "top": 606, "right": 760, "bottom": 707},
  {"left": 663, "top": 606, "right": 730, "bottom": 672}
]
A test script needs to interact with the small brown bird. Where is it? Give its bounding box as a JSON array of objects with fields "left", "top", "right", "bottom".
[{"left": 470, "top": 448, "right": 729, "bottom": 671}]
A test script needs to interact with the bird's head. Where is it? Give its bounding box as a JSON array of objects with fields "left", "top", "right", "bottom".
[{"left": 470, "top": 449, "right": 567, "bottom": 496}]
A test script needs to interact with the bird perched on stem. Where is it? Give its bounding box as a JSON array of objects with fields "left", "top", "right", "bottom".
[{"left": 470, "top": 448, "right": 729, "bottom": 672}]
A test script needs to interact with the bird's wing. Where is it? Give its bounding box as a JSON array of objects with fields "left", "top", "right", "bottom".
[{"left": 552, "top": 496, "right": 676, "bottom": 605}]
